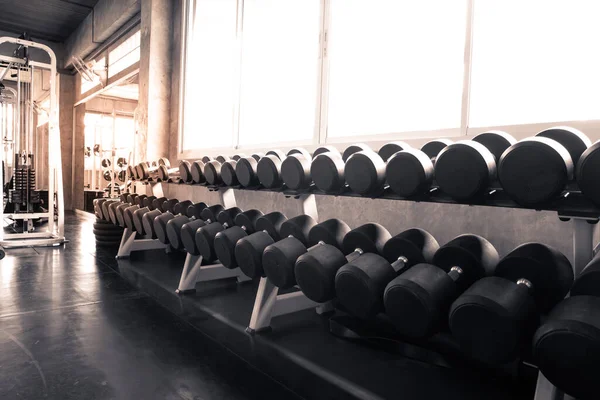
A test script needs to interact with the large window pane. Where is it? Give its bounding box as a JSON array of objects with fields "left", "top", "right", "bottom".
[
  {"left": 326, "top": 0, "right": 467, "bottom": 138},
  {"left": 108, "top": 31, "right": 140, "bottom": 78},
  {"left": 469, "top": 1, "right": 600, "bottom": 127},
  {"left": 182, "top": 0, "right": 237, "bottom": 150},
  {"left": 238, "top": 0, "right": 321, "bottom": 146}
]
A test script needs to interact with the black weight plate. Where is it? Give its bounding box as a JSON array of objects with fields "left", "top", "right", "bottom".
[
  {"left": 216, "top": 155, "right": 228, "bottom": 164},
  {"left": 281, "top": 154, "right": 311, "bottom": 190},
  {"left": 204, "top": 161, "right": 222, "bottom": 185},
  {"left": 386, "top": 148, "right": 433, "bottom": 197},
  {"left": 201, "top": 156, "right": 213, "bottom": 163},
  {"left": 473, "top": 131, "right": 517, "bottom": 162},
  {"left": 577, "top": 141, "right": 600, "bottom": 208},
  {"left": 537, "top": 126, "right": 591, "bottom": 166},
  {"left": 383, "top": 228, "right": 439, "bottom": 267},
  {"left": 265, "top": 149, "right": 286, "bottom": 160},
  {"left": 311, "top": 152, "right": 345, "bottom": 193},
  {"left": 378, "top": 141, "right": 410, "bottom": 162},
  {"left": 308, "top": 218, "right": 350, "bottom": 248},
  {"left": 286, "top": 148, "right": 311, "bottom": 160},
  {"left": 342, "top": 223, "right": 390, "bottom": 256},
  {"left": 571, "top": 252, "right": 600, "bottom": 297},
  {"left": 255, "top": 212, "right": 287, "bottom": 241},
  {"left": 342, "top": 143, "right": 370, "bottom": 162},
  {"left": 498, "top": 137, "right": 573, "bottom": 206},
  {"left": 313, "top": 145, "right": 340, "bottom": 159},
  {"left": 345, "top": 150, "right": 386, "bottom": 195},
  {"left": 435, "top": 141, "right": 496, "bottom": 201}
]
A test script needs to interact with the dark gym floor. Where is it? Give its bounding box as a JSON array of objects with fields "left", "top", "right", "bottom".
[{"left": 0, "top": 212, "right": 297, "bottom": 400}]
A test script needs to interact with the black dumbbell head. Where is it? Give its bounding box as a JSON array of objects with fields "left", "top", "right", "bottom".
[
  {"left": 335, "top": 252, "right": 392, "bottom": 319},
  {"left": 163, "top": 199, "right": 180, "bottom": 214},
  {"left": 214, "top": 226, "right": 248, "bottom": 269},
  {"left": 499, "top": 137, "right": 573, "bottom": 206},
  {"left": 235, "top": 156, "right": 260, "bottom": 187},
  {"left": 263, "top": 236, "right": 308, "bottom": 289},
  {"left": 235, "top": 231, "right": 275, "bottom": 278},
  {"left": 154, "top": 212, "right": 175, "bottom": 244},
  {"left": 257, "top": 155, "right": 283, "bottom": 188},
  {"left": 279, "top": 214, "right": 317, "bottom": 246},
  {"left": 536, "top": 126, "right": 591, "bottom": 167},
  {"left": 421, "top": 139, "right": 453, "bottom": 161},
  {"left": 473, "top": 131, "right": 516, "bottom": 161},
  {"left": 311, "top": 151, "right": 345, "bottom": 193},
  {"left": 216, "top": 155, "right": 229, "bottom": 164},
  {"left": 383, "top": 228, "right": 439, "bottom": 266},
  {"left": 286, "top": 148, "right": 311, "bottom": 159},
  {"left": 308, "top": 218, "right": 350, "bottom": 248},
  {"left": 187, "top": 202, "right": 207, "bottom": 219},
  {"left": 204, "top": 160, "right": 223, "bottom": 185},
  {"left": 216, "top": 207, "right": 243, "bottom": 227},
  {"left": 201, "top": 156, "right": 213, "bottom": 163},
  {"left": 432, "top": 234, "right": 499, "bottom": 289},
  {"left": 281, "top": 153, "right": 311, "bottom": 190},
  {"left": 134, "top": 194, "right": 147, "bottom": 206},
  {"left": 344, "top": 150, "right": 387, "bottom": 195},
  {"left": 123, "top": 205, "right": 139, "bottom": 231},
  {"left": 173, "top": 200, "right": 193, "bottom": 216},
  {"left": 571, "top": 252, "right": 600, "bottom": 297},
  {"left": 234, "top": 209, "right": 263, "bottom": 234},
  {"left": 265, "top": 149, "right": 286, "bottom": 160},
  {"left": 143, "top": 196, "right": 157, "bottom": 209},
  {"left": 195, "top": 222, "right": 225, "bottom": 262},
  {"left": 342, "top": 143, "right": 371, "bottom": 162},
  {"left": 166, "top": 215, "right": 192, "bottom": 250},
  {"left": 232, "top": 154, "right": 245, "bottom": 161},
  {"left": 495, "top": 243, "right": 573, "bottom": 312},
  {"left": 152, "top": 197, "right": 168, "bottom": 212},
  {"left": 133, "top": 207, "right": 150, "bottom": 234},
  {"left": 157, "top": 165, "right": 170, "bottom": 181},
  {"left": 295, "top": 243, "right": 347, "bottom": 303},
  {"left": 181, "top": 219, "right": 206, "bottom": 255},
  {"left": 386, "top": 148, "right": 434, "bottom": 197},
  {"left": 254, "top": 212, "right": 287, "bottom": 241},
  {"left": 116, "top": 203, "right": 130, "bottom": 227},
  {"left": 378, "top": 141, "right": 411, "bottom": 162},
  {"left": 191, "top": 160, "right": 206, "bottom": 184},
  {"left": 158, "top": 157, "right": 171, "bottom": 168},
  {"left": 577, "top": 140, "right": 600, "bottom": 208},
  {"left": 342, "top": 223, "right": 391, "bottom": 255},
  {"left": 179, "top": 160, "right": 192, "bottom": 183},
  {"left": 126, "top": 193, "right": 138, "bottom": 204},
  {"left": 142, "top": 209, "right": 162, "bottom": 239},
  {"left": 532, "top": 295, "right": 600, "bottom": 400},
  {"left": 313, "top": 146, "right": 340, "bottom": 159},
  {"left": 221, "top": 160, "right": 238, "bottom": 186},
  {"left": 434, "top": 140, "right": 497, "bottom": 201},
  {"left": 200, "top": 204, "right": 225, "bottom": 222}
]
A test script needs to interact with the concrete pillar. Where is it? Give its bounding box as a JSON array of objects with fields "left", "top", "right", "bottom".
[
  {"left": 72, "top": 104, "right": 86, "bottom": 211},
  {"left": 137, "top": 0, "right": 173, "bottom": 163},
  {"left": 58, "top": 74, "right": 75, "bottom": 210}
]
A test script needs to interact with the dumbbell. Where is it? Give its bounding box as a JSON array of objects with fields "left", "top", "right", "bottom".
[
  {"left": 101, "top": 158, "right": 111, "bottom": 168},
  {"left": 194, "top": 207, "right": 251, "bottom": 262},
  {"left": 188, "top": 160, "right": 206, "bottom": 184},
  {"left": 136, "top": 198, "right": 178, "bottom": 238},
  {"left": 219, "top": 155, "right": 247, "bottom": 187},
  {"left": 135, "top": 158, "right": 171, "bottom": 180},
  {"left": 235, "top": 153, "right": 265, "bottom": 188},
  {"left": 152, "top": 200, "right": 197, "bottom": 243},
  {"left": 261, "top": 215, "right": 367, "bottom": 290},
  {"left": 204, "top": 156, "right": 232, "bottom": 186},
  {"left": 116, "top": 157, "right": 128, "bottom": 168},
  {"left": 230, "top": 212, "right": 290, "bottom": 278},
  {"left": 113, "top": 194, "right": 150, "bottom": 227},
  {"left": 498, "top": 126, "right": 591, "bottom": 206},
  {"left": 136, "top": 199, "right": 194, "bottom": 238},
  {"left": 100, "top": 199, "right": 121, "bottom": 222},
  {"left": 179, "top": 204, "right": 229, "bottom": 255},
  {"left": 383, "top": 234, "right": 498, "bottom": 338},
  {"left": 280, "top": 146, "right": 341, "bottom": 191},
  {"left": 344, "top": 142, "right": 411, "bottom": 196},
  {"left": 296, "top": 221, "right": 393, "bottom": 304},
  {"left": 386, "top": 139, "right": 453, "bottom": 197},
  {"left": 257, "top": 149, "right": 312, "bottom": 189},
  {"left": 532, "top": 253, "right": 599, "bottom": 400},
  {"left": 165, "top": 202, "right": 209, "bottom": 250},
  {"left": 127, "top": 165, "right": 136, "bottom": 180},
  {"left": 434, "top": 132, "right": 516, "bottom": 201},
  {"left": 334, "top": 228, "right": 439, "bottom": 319},
  {"left": 449, "top": 242, "right": 573, "bottom": 365},
  {"left": 311, "top": 143, "right": 372, "bottom": 193},
  {"left": 158, "top": 165, "right": 180, "bottom": 182},
  {"left": 577, "top": 140, "right": 600, "bottom": 207}
]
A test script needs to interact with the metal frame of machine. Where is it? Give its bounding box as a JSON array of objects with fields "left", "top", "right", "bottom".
[{"left": 0, "top": 36, "right": 65, "bottom": 252}]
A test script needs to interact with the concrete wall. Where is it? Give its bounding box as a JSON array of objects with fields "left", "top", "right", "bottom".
[{"left": 58, "top": 74, "right": 76, "bottom": 210}]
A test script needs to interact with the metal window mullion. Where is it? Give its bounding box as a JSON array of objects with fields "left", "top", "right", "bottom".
[
  {"left": 232, "top": 0, "right": 244, "bottom": 149},
  {"left": 316, "top": 0, "right": 331, "bottom": 145},
  {"left": 460, "top": 0, "right": 475, "bottom": 137}
]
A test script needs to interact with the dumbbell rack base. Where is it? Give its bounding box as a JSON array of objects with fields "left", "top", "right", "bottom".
[
  {"left": 116, "top": 228, "right": 171, "bottom": 259},
  {"left": 176, "top": 253, "right": 251, "bottom": 294}
]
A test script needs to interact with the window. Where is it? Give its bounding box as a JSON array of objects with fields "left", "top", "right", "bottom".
[
  {"left": 81, "top": 57, "right": 105, "bottom": 94},
  {"left": 180, "top": 0, "right": 600, "bottom": 155},
  {"left": 108, "top": 31, "right": 141, "bottom": 78},
  {"left": 182, "top": 0, "right": 238, "bottom": 151},
  {"left": 326, "top": 0, "right": 468, "bottom": 138},
  {"left": 238, "top": 0, "right": 322, "bottom": 146},
  {"left": 469, "top": 1, "right": 600, "bottom": 127}
]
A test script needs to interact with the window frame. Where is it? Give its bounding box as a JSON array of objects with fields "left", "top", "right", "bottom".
[{"left": 178, "top": 0, "right": 600, "bottom": 159}]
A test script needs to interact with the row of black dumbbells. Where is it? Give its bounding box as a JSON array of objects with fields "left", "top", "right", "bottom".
[
  {"left": 132, "top": 127, "right": 600, "bottom": 209},
  {"left": 94, "top": 193, "right": 599, "bottom": 399}
]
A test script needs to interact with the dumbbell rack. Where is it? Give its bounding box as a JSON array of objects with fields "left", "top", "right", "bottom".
[{"left": 116, "top": 182, "right": 170, "bottom": 259}]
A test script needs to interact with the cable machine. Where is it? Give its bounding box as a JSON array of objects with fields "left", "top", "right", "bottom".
[{"left": 0, "top": 36, "right": 66, "bottom": 258}]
